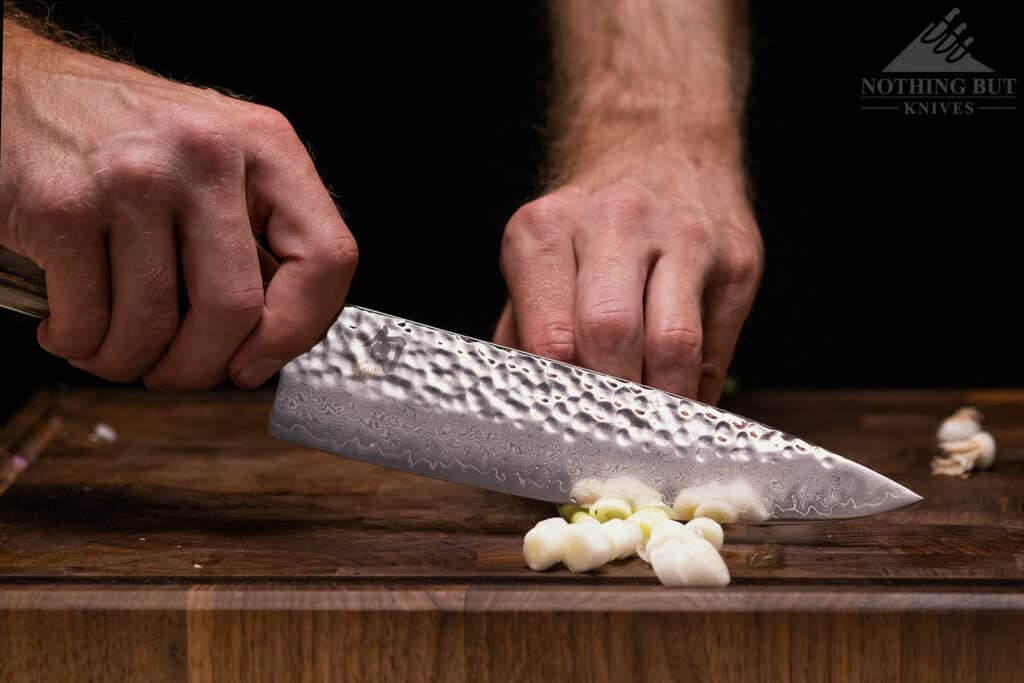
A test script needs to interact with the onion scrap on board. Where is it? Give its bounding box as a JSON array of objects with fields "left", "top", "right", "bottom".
[{"left": 931, "top": 407, "right": 997, "bottom": 478}]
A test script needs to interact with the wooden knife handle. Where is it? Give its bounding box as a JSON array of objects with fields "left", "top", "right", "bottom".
[{"left": 0, "top": 246, "right": 49, "bottom": 319}]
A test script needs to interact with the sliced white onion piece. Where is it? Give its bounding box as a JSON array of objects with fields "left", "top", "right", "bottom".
[
  {"left": 638, "top": 520, "right": 697, "bottom": 563},
  {"left": 569, "top": 478, "right": 606, "bottom": 505},
  {"left": 627, "top": 508, "right": 671, "bottom": 541},
  {"left": 523, "top": 517, "right": 569, "bottom": 571},
  {"left": 673, "top": 480, "right": 766, "bottom": 522},
  {"left": 937, "top": 407, "right": 983, "bottom": 443},
  {"left": 974, "top": 432, "right": 998, "bottom": 469},
  {"left": 562, "top": 523, "right": 615, "bottom": 572},
  {"left": 684, "top": 517, "right": 724, "bottom": 550},
  {"left": 650, "top": 538, "right": 731, "bottom": 587},
  {"left": 724, "top": 480, "right": 769, "bottom": 521},
  {"left": 601, "top": 519, "right": 643, "bottom": 560},
  {"left": 672, "top": 482, "right": 728, "bottom": 520},
  {"left": 601, "top": 476, "right": 664, "bottom": 509},
  {"left": 936, "top": 430, "right": 998, "bottom": 472},
  {"left": 693, "top": 499, "right": 739, "bottom": 524}
]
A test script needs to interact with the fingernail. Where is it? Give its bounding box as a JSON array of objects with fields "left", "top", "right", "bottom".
[{"left": 234, "top": 358, "right": 283, "bottom": 388}]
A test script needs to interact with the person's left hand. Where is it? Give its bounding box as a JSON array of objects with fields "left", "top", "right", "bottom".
[{"left": 494, "top": 148, "right": 763, "bottom": 405}]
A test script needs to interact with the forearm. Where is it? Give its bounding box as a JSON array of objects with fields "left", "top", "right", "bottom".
[
  {"left": 3, "top": 4, "right": 157, "bottom": 91},
  {"left": 3, "top": 3, "right": 69, "bottom": 71},
  {"left": 548, "top": 0, "right": 750, "bottom": 182}
]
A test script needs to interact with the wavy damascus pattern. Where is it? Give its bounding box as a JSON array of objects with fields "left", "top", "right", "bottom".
[{"left": 269, "top": 306, "right": 921, "bottom": 520}]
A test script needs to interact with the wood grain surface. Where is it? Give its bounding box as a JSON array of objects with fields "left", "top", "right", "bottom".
[{"left": 1, "top": 387, "right": 1021, "bottom": 682}]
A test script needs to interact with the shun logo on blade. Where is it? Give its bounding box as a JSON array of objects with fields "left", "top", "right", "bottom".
[
  {"left": 351, "top": 325, "right": 406, "bottom": 379},
  {"left": 860, "top": 7, "right": 1017, "bottom": 115}
]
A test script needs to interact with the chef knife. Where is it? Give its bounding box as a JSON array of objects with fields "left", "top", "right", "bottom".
[
  {"left": 268, "top": 305, "right": 921, "bottom": 520},
  {"left": 0, "top": 246, "right": 923, "bottom": 520}
]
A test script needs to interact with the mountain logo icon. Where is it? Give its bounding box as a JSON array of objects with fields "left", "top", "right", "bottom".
[{"left": 884, "top": 7, "right": 993, "bottom": 73}]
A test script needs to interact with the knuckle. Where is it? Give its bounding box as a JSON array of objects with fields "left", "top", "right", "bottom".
[
  {"left": 723, "top": 236, "right": 764, "bottom": 284},
  {"left": 670, "top": 208, "right": 713, "bottom": 240},
  {"left": 193, "top": 284, "right": 264, "bottom": 322},
  {"left": 648, "top": 324, "right": 703, "bottom": 366},
  {"left": 578, "top": 303, "right": 639, "bottom": 351},
  {"left": 172, "top": 113, "right": 240, "bottom": 174},
  {"left": 592, "top": 183, "right": 654, "bottom": 225},
  {"left": 657, "top": 324, "right": 703, "bottom": 352},
  {"left": 507, "top": 194, "right": 574, "bottom": 245},
  {"left": 138, "top": 306, "right": 181, "bottom": 338},
  {"left": 529, "top": 322, "right": 575, "bottom": 361},
  {"left": 105, "top": 146, "right": 172, "bottom": 195},
  {"left": 247, "top": 104, "right": 298, "bottom": 140},
  {"left": 25, "top": 179, "right": 100, "bottom": 225},
  {"left": 701, "top": 360, "right": 728, "bottom": 384},
  {"left": 314, "top": 229, "right": 360, "bottom": 272}
]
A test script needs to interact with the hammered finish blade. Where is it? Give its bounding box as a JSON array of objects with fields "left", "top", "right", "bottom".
[{"left": 269, "top": 306, "right": 922, "bottom": 521}]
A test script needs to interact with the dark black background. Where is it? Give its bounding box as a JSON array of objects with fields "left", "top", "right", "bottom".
[{"left": 1, "top": 1, "right": 1020, "bottom": 418}]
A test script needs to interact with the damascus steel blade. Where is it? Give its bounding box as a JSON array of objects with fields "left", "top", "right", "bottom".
[{"left": 269, "top": 306, "right": 922, "bottom": 521}]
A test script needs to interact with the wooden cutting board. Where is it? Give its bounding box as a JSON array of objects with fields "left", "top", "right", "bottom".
[{"left": 1, "top": 388, "right": 1021, "bottom": 682}]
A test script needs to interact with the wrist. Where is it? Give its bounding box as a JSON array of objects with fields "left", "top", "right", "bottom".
[{"left": 550, "top": 122, "right": 745, "bottom": 192}]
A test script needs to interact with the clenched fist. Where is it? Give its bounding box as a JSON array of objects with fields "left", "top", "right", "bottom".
[
  {"left": 0, "top": 21, "right": 357, "bottom": 389},
  {"left": 495, "top": 151, "right": 762, "bottom": 404}
]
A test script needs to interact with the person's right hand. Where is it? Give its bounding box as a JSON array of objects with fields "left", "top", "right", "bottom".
[{"left": 0, "top": 22, "right": 357, "bottom": 389}]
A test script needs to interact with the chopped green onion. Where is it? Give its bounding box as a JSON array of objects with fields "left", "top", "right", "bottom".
[
  {"left": 557, "top": 503, "right": 584, "bottom": 521},
  {"left": 589, "top": 495, "right": 633, "bottom": 522},
  {"left": 637, "top": 502, "right": 676, "bottom": 520},
  {"left": 626, "top": 508, "right": 671, "bottom": 540},
  {"left": 570, "top": 510, "right": 600, "bottom": 525}
]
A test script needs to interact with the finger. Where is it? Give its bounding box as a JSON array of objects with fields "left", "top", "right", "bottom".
[
  {"left": 227, "top": 144, "right": 358, "bottom": 389},
  {"left": 492, "top": 300, "right": 520, "bottom": 349},
  {"left": 698, "top": 280, "right": 756, "bottom": 405},
  {"left": 499, "top": 194, "right": 578, "bottom": 362},
  {"left": 34, "top": 231, "right": 111, "bottom": 361},
  {"left": 256, "top": 241, "right": 281, "bottom": 282},
  {"left": 573, "top": 192, "right": 650, "bottom": 382},
  {"left": 642, "top": 254, "right": 705, "bottom": 398},
  {"left": 69, "top": 203, "right": 179, "bottom": 382},
  {"left": 144, "top": 185, "right": 263, "bottom": 390}
]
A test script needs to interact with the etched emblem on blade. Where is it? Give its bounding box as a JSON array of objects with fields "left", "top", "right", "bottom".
[{"left": 364, "top": 325, "right": 406, "bottom": 375}]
